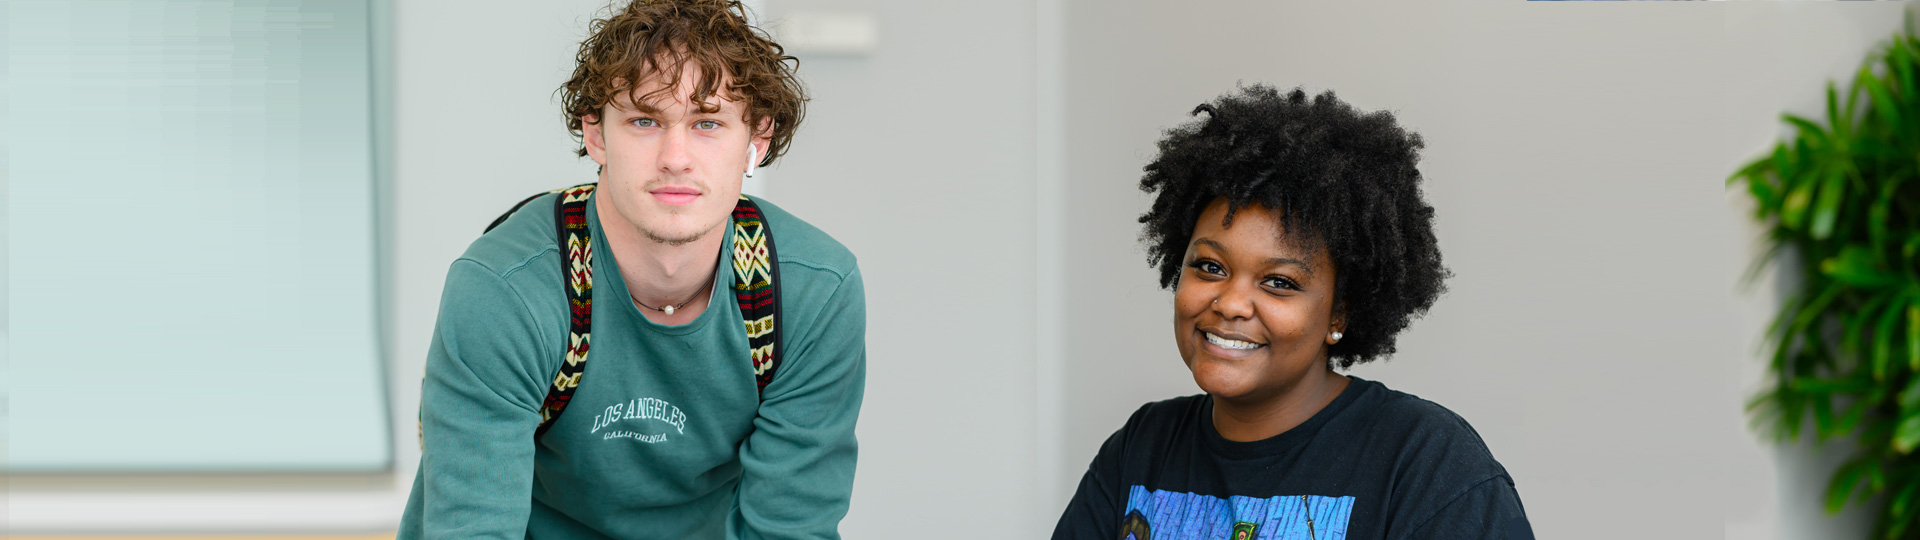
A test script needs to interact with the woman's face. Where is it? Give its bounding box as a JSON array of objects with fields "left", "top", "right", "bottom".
[{"left": 1174, "top": 199, "right": 1343, "bottom": 404}]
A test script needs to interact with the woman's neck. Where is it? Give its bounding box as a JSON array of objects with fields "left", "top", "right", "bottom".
[{"left": 1210, "top": 370, "right": 1351, "bottom": 442}]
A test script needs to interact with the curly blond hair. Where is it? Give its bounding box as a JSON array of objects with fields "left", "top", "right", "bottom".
[{"left": 559, "top": 0, "right": 806, "bottom": 166}]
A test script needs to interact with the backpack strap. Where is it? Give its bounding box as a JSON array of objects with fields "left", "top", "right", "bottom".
[
  {"left": 730, "top": 195, "right": 782, "bottom": 394},
  {"left": 534, "top": 183, "right": 598, "bottom": 438},
  {"left": 512, "top": 186, "right": 784, "bottom": 438}
]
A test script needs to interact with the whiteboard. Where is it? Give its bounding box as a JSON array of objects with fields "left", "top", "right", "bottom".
[{"left": 8, "top": 0, "right": 390, "bottom": 472}]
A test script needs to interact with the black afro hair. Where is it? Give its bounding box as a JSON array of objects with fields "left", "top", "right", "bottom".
[{"left": 1139, "top": 85, "right": 1449, "bottom": 368}]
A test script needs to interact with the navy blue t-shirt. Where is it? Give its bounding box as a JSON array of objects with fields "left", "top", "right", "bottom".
[{"left": 1053, "top": 377, "right": 1531, "bottom": 540}]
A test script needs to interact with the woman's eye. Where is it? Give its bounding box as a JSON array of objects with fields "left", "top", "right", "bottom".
[
  {"left": 1263, "top": 276, "right": 1299, "bottom": 291},
  {"left": 695, "top": 120, "right": 719, "bottom": 130},
  {"left": 1187, "top": 260, "right": 1224, "bottom": 276},
  {"left": 631, "top": 118, "right": 658, "bottom": 128}
]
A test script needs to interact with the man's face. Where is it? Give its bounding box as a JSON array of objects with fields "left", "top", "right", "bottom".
[{"left": 583, "top": 65, "right": 770, "bottom": 246}]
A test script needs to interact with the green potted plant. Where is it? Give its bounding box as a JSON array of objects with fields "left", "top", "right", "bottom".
[{"left": 1732, "top": 23, "right": 1920, "bottom": 540}]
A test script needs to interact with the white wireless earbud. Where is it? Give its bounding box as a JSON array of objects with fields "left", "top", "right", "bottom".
[{"left": 744, "top": 144, "right": 759, "bottom": 178}]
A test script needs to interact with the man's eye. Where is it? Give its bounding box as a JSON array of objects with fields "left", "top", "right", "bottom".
[
  {"left": 695, "top": 120, "right": 719, "bottom": 130},
  {"left": 631, "top": 118, "right": 658, "bottom": 128}
]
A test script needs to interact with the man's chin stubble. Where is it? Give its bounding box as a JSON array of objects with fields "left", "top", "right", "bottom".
[
  {"left": 640, "top": 221, "right": 726, "bottom": 247},
  {"left": 642, "top": 229, "right": 706, "bottom": 247}
]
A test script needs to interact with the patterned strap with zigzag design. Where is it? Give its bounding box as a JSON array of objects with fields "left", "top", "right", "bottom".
[
  {"left": 486, "top": 183, "right": 781, "bottom": 439},
  {"left": 730, "top": 196, "right": 782, "bottom": 392},
  {"left": 533, "top": 184, "right": 596, "bottom": 438}
]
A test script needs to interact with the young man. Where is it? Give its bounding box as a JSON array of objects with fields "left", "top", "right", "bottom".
[{"left": 399, "top": 1, "right": 865, "bottom": 538}]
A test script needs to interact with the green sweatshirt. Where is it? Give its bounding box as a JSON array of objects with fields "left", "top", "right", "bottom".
[{"left": 399, "top": 191, "right": 865, "bottom": 540}]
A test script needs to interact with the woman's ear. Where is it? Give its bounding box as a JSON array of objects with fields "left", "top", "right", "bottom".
[{"left": 1328, "top": 301, "right": 1348, "bottom": 345}]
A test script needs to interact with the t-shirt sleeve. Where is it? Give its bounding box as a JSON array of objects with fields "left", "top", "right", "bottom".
[
  {"left": 1400, "top": 475, "right": 1531, "bottom": 540},
  {"left": 398, "top": 260, "right": 553, "bottom": 540},
  {"left": 1052, "top": 407, "right": 1145, "bottom": 540},
  {"left": 729, "top": 266, "right": 867, "bottom": 540}
]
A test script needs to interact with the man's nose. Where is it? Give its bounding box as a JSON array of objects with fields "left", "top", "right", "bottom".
[{"left": 657, "top": 127, "right": 694, "bottom": 174}]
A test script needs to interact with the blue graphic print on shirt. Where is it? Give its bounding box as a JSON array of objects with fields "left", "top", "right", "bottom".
[{"left": 1121, "top": 485, "right": 1355, "bottom": 540}]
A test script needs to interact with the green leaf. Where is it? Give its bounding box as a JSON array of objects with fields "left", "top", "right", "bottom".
[
  {"left": 1861, "top": 65, "right": 1903, "bottom": 132},
  {"left": 1826, "top": 456, "right": 1867, "bottom": 512},
  {"left": 1866, "top": 461, "right": 1886, "bottom": 493},
  {"left": 1851, "top": 293, "right": 1891, "bottom": 364},
  {"left": 1795, "top": 376, "right": 1872, "bottom": 395},
  {"left": 1893, "top": 36, "right": 1918, "bottom": 93},
  {"left": 1746, "top": 171, "right": 1780, "bottom": 212},
  {"left": 1895, "top": 412, "right": 1920, "bottom": 454},
  {"left": 1875, "top": 293, "right": 1904, "bottom": 380},
  {"left": 1901, "top": 377, "right": 1920, "bottom": 412},
  {"left": 1822, "top": 246, "right": 1897, "bottom": 288},
  {"left": 1785, "top": 114, "right": 1830, "bottom": 148},
  {"left": 1834, "top": 398, "right": 1869, "bottom": 436},
  {"left": 1782, "top": 171, "right": 1815, "bottom": 232},
  {"left": 1868, "top": 189, "right": 1892, "bottom": 256},
  {"left": 1728, "top": 154, "right": 1782, "bottom": 215},
  {"left": 1893, "top": 39, "right": 1919, "bottom": 126},
  {"left": 1864, "top": 410, "right": 1894, "bottom": 443},
  {"left": 1829, "top": 80, "right": 1851, "bottom": 137},
  {"left": 1772, "top": 143, "right": 1795, "bottom": 180},
  {"left": 1909, "top": 304, "right": 1920, "bottom": 373},
  {"left": 1810, "top": 164, "right": 1846, "bottom": 240},
  {"left": 1890, "top": 479, "right": 1918, "bottom": 539}
]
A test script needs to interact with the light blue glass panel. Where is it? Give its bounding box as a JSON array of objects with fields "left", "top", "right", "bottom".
[{"left": 8, "top": 0, "right": 388, "bottom": 472}]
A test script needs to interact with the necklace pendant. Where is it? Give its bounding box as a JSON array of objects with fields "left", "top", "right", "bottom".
[{"left": 663, "top": 305, "right": 676, "bottom": 316}]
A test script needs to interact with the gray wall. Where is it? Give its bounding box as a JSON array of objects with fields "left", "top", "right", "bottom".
[
  {"left": 763, "top": 0, "right": 1049, "bottom": 535},
  {"left": 1056, "top": 2, "right": 1910, "bottom": 539}
]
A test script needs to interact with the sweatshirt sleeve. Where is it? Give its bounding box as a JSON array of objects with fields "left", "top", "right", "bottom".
[
  {"left": 729, "top": 266, "right": 868, "bottom": 540},
  {"left": 399, "top": 259, "right": 554, "bottom": 540}
]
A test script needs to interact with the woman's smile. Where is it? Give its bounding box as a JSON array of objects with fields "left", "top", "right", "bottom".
[{"left": 1200, "top": 328, "right": 1265, "bottom": 355}]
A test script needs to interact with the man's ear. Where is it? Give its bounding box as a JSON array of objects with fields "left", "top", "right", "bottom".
[
  {"left": 582, "top": 113, "right": 607, "bottom": 166},
  {"left": 751, "top": 115, "right": 775, "bottom": 166}
]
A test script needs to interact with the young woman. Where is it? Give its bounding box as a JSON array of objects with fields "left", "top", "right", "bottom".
[{"left": 1053, "top": 86, "right": 1530, "bottom": 540}]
